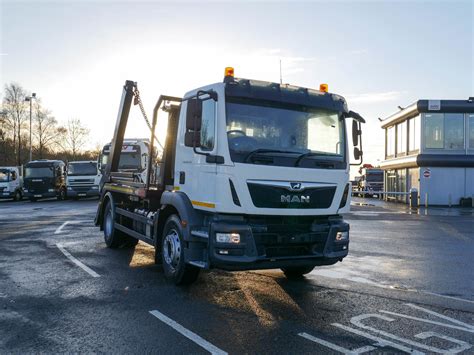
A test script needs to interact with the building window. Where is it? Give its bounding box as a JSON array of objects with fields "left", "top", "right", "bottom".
[
  {"left": 386, "top": 126, "right": 395, "bottom": 157},
  {"left": 444, "top": 113, "right": 464, "bottom": 149},
  {"left": 469, "top": 114, "right": 474, "bottom": 149},
  {"left": 396, "top": 121, "right": 407, "bottom": 155},
  {"left": 424, "top": 113, "right": 444, "bottom": 149},
  {"left": 200, "top": 100, "right": 216, "bottom": 151},
  {"left": 408, "top": 115, "right": 420, "bottom": 152}
]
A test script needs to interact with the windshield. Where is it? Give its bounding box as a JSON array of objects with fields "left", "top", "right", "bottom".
[
  {"left": 101, "top": 152, "right": 141, "bottom": 170},
  {"left": 25, "top": 167, "right": 54, "bottom": 178},
  {"left": 366, "top": 172, "right": 383, "bottom": 182},
  {"left": 226, "top": 98, "right": 345, "bottom": 167},
  {"left": 68, "top": 162, "right": 98, "bottom": 176},
  {"left": 0, "top": 170, "right": 9, "bottom": 182}
]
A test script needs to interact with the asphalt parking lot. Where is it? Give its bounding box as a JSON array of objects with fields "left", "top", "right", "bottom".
[{"left": 0, "top": 198, "right": 473, "bottom": 354}]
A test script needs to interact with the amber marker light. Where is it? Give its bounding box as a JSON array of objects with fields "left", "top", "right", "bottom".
[
  {"left": 224, "top": 67, "right": 234, "bottom": 77},
  {"left": 320, "top": 83, "right": 329, "bottom": 92}
]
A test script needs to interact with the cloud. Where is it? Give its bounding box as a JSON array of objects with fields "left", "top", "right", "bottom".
[
  {"left": 348, "top": 49, "right": 368, "bottom": 55},
  {"left": 346, "top": 91, "right": 403, "bottom": 104}
]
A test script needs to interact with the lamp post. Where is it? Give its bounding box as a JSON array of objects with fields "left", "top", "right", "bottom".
[{"left": 25, "top": 93, "right": 36, "bottom": 162}]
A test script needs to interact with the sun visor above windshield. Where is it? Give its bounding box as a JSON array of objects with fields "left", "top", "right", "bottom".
[{"left": 225, "top": 78, "right": 347, "bottom": 112}]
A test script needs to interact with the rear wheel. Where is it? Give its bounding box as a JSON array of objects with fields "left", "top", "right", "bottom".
[
  {"left": 57, "top": 188, "right": 66, "bottom": 201},
  {"left": 281, "top": 266, "right": 315, "bottom": 279},
  {"left": 14, "top": 190, "right": 22, "bottom": 202},
  {"left": 103, "top": 201, "right": 125, "bottom": 248},
  {"left": 161, "top": 215, "right": 200, "bottom": 285}
]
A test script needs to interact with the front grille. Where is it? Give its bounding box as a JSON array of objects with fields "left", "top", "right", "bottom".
[
  {"left": 247, "top": 183, "right": 336, "bottom": 209},
  {"left": 249, "top": 216, "right": 330, "bottom": 258},
  {"left": 71, "top": 186, "right": 91, "bottom": 192}
]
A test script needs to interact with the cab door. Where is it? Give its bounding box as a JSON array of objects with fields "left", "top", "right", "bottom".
[{"left": 176, "top": 97, "right": 218, "bottom": 210}]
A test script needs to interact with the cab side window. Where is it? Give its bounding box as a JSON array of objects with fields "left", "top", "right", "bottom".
[
  {"left": 200, "top": 100, "right": 216, "bottom": 151},
  {"left": 11, "top": 171, "right": 17, "bottom": 181}
]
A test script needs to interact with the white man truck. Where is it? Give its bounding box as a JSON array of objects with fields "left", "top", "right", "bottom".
[
  {"left": 95, "top": 69, "right": 365, "bottom": 285},
  {"left": 0, "top": 167, "right": 23, "bottom": 201},
  {"left": 66, "top": 161, "right": 101, "bottom": 199}
]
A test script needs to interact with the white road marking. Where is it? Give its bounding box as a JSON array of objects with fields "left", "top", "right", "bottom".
[
  {"left": 415, "top": 332, "right": 472, "bottom": 354},
  {"left": 149, "top": 310, "right": 227, "bottom": 355},
  {"left": 332, "top": 323, "right": 424, "bottom": 354},
  {"left": 418, "top": 292, "right": 474, "bottom": 305},
  {"left": 405, "top": 303, "right": 474, "bottom": 330},
  {"left": 54, "top": 220, "right": 89, "bottom": 234},
  {"left": 56, "top": 243, "right": 100, "bottom": 278},
  {"left": 349, "top": 313, "right": 462, "bottom": 354},
  {"left": 380, "top": 310, "right": 474, "bottom": 333},
  {"left": 298, "top": 332, "right": 376, "bottom": 354},
  {"left": 310, "top": 269, "right": 474, "bottom": 305}
]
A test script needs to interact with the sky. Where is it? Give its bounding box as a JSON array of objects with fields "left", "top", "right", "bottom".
[{"left": 1, "top": 0, "right": 473, "bottom": 170}]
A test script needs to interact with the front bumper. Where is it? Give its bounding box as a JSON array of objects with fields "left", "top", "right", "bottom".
[
  {"left": 0, "top": 191, "right": 14, "bottom": 199},
  {"left": 24, "top": 191, "right": 57, "bottom": 199},
  {"left": 206, "top": 216, "right": 349, "bottom": 271},
  {"left": 67, "top": 186, "right": 100, "bottom": 198}
]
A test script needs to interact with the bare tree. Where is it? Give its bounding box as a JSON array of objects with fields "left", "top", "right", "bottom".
[
  {"left": 58, "top": 118, "right": 90, "bottom": 160},
  {"left": 32, "top": 100, "right": 59, "bottom": 159},
  {"left": 2, "top": 83, "right": 28, "bottom": 165}
]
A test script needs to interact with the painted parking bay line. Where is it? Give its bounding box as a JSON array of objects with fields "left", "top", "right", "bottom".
[
  {"left": 56, "top": 242, "right": 100, "bottom": 278},
  {"left": 54, "top": 220, "right": 90, "bottom": 234},
  {"left": 149, "top": 310, "right": 227, "bottom": 355}
]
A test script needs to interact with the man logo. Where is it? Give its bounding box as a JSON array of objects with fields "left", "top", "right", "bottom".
[
  {"left": 281, "top": 195, "right": 310, "bottom": 203},
  {"left": 290, "top": 182, "right": 303, "bottom": 191}
]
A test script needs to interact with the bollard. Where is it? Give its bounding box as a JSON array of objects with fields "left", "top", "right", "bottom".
[
  {"left": 409, "top": 188, "right": 418, "bottom": 208},
  {"left": 425, "top": 193, "right": 428, "bottom": 208}
]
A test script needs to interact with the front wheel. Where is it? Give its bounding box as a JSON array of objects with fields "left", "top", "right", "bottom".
[
  {"left": 281, "top": 266, "right": 315, "bottom": 279},
  {"left": 161, "top": 215, "right": 200, "bottom": 285}
]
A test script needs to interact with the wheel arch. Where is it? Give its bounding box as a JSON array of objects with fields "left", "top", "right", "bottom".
[
  {"left": 157, "top": 191, "right": 202, "bottom": 244},
  {"left": 95, "top": 191, "right": 115, "bottom": 230}
]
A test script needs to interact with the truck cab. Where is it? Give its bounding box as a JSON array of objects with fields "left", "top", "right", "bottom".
[
  {"left": 96, "top": 71, "right": 364, "bottom": 285},
  {"left": 99, "top": 138, "right": 150, "bottom": 184},
  {"left": 0, "top": 167, "right": 23, "bottom": 201},
  {"left": 358, "top": 168, "right": 384, "bottom": 197},
  {"left": 23, "top": 160, "right": 67, "bottom": 201},
  {"left": 66, "top": 161, "right": 101, "bottom": 199}
]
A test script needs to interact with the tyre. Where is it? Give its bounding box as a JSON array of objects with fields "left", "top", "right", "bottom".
[
  {"left": 57, "top": 188, "right": 66, "bottom": 201},
  {"left": 14, "top": 190, "right": 22, "bottom": 202},
  {"left": 161, "top": 215, "right": 200, "bottom": 285},
  {"left": 103, "top": 201, "right": 125, "bottom": 248},
  {"left": 281, "top": 266, "right": 315, "bottom": 279},
  {"left": 29, "top": 198, "right": 37, "bottom": 202}
]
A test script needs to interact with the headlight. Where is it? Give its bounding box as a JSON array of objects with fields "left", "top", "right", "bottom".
[
  {"left": 91, "top": 185, "right": 99, "bottom": 190},
  {"left": 23, "top": 189, "right": 28, "bottom": 192},
  {"left": 48, "top": 189, "right": 54, "bottom": 192},
  {"left": 335, "top": 231, "right": 349, "bottom": 241},
  {"left": 67, "top": 186, "right": 72, "bottom": 191},
  {"left": 215, "top": 232, "right": 240, "bottom": 244}
]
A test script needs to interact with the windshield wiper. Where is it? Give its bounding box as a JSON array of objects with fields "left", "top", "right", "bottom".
[
  {"left": 244, "top": 149, "right": 303, "bottom": 163},
  {"left": 294, "top": 152, "right": 335, "bottom": 166}
]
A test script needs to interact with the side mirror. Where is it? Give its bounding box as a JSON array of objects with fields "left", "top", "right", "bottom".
[
  {"left": 352, "top": 119, "right": 359, "bottom": 146},
  {"left": 354, "top": 147, "right": 362, "bottom": 160},
  {"left": 186, "top": 99, "right": 202, "bottom": 131}
]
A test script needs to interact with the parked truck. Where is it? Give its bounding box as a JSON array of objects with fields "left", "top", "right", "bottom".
[
  {"left": 0, "top": 166, "right": 23, "bottom": 201},
  {"left": 23, "top": 160, "right": 67, "bottom": 201},
  {"left": 66, "top": 161, "right": 101, "bottom": 199},
  {"left": 95, "top": 68, "right": 365, "bottom": 285},
  {"left": 358, "top": 167, "right": 384, "bottom": 197}
]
